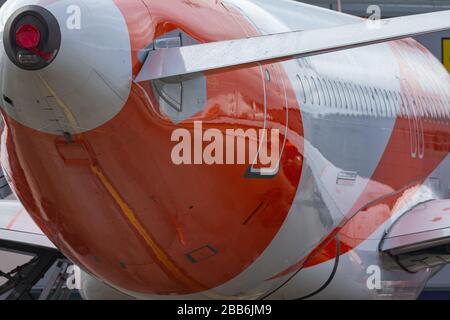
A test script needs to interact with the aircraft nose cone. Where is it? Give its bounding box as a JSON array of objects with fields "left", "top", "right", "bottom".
[{"left": 3, "top": 5, "right": 61, "bottom": 70}]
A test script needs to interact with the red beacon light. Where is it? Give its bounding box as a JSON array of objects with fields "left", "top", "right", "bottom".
[
  {"left": 15, "top": 24, "right": 41, "bottom": 49},
  {"left": 4, "top": 6, "right": 61, "bottom": 70}
]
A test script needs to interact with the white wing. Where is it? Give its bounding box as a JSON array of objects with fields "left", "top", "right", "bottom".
[
  {"left": 0, "top": 200, "right": 55, "bottom": 249},
  {"left": 381, "top": 200, "right": 450, "bottom": 273},
  {"left": 135, "top": 10, "right": 450, "bottom": 82}
]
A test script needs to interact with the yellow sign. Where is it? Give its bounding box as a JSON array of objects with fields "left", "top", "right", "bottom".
[{"left": 444, "top": 38, "right": 450, "bottom": 73}]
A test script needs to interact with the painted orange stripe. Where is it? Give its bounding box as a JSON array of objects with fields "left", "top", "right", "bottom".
[{"left": 89, "top": 164, "right": 202, "bottom": 291}]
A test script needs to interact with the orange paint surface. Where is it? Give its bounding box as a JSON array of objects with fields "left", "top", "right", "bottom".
[{"left": 1, "top": 0, "right": 304, "bottom": 295}]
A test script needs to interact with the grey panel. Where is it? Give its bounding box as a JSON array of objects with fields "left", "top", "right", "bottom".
[{"left": 150, "top": 30, "right": 207, "bottom": 124}]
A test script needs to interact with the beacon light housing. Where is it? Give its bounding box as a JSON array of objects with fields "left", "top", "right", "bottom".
[{"left": 3, "top": 5, "right": 61, "bottom": 70}]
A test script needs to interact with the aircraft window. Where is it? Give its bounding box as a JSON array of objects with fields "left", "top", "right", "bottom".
[
  {"left": 389, "top": 91, "right": 397, "bottom": 118},
  {"left": 440, "top": 99, "right": 446, "bottom": 120},
  {"left": 368, "top": 87, "right": 377, "bottom": 116},
  {"left": 434, "top": 97, "right": 447, "bottom": 121},
  {"left": 447, "top": 99, "right": 450, "bottom": 119},
  {"left": 428, "top": 97, "right": 436, "bottom": 120},
  {"left": 429, "top": 98, "right": 436, "bottom": 121},
  {"left": 354, "top": 85, "right": 361, "bottom": 113},
  {"left": 355, "top": 84, "right": 366, "bottom": 115},
  {"left": 410, "top": 95, "right": 417, "bottom": 119},
  {"left": 380, "top": 90, "right": 388, "bottom": 117},
  {"left": 351, "top": 84, "right": 359, "bottom": 112},
  {"left": 415, "top": 97, "right": 421, "bottom": 119},
  {"left": 374, "top": 88, "right": 384, "bottom": 117},
  {"left": 441, "top": 100, "right": 450, "bottom": 119},
  {"left": 408, "top": 95, "right": 415, "bottom": 119},
  {"left": 377, "top": 89, "right": 385, "bottom": 117},
  {"left": 417, "top": 96, "right": 426, "bottom": 119},
  {"left": 420, "top": 96, "right": 429, "bottom": 120},
  {"left": 343, "top": 82, "right": 354, "bottom": 110},
  {"left": 349, "top": 83, "right": 358, "bottom": 112},
  {"left": 391, "top": 91, "right": 399, "bottom": 117},
  {"left": 427, "top": 96, "right": 436, "bottom": 120},
  {"left": 395, "top": 93, "right": 401, "bottom": 117},
  {"left": 355, "top": 85, "right": 364, "bottom": 114},
  {"left": 362, "top": 86, "right": 371, "bottom": 116},
  {"left": 439, "top": 99, "right": 446, "bottom": 122},
  {"left": 368, "top": 88, "right": 376, "bottom": 117},
  {"left": 385, "top": 91, "right": 392, "bottom": 118},
  {"left": 402, "top": 93, "right": 409, "bottom": 119},
  {"left": 439, "top": 98, "right": 449, "bottom": 121},
  {"left": 321, "top": 78, "right": 331, "bottom": 106},
  {"left": 443, "top": 99, "right": 450, "bottom": 123},
  {"left": 385, "top": 90, "right": 392, "bottom": 117},
  {"left": 384, "top": 90, "right": 392, "bottom": 117},
  {"left": 435, "top": 98, "right": 442, "bottom": 120},
  {"left": 406, "top": 94, "right": 414, "bottom": 119},
  {"left": 342, "top": 83, "right": 351, "bottom": 110},
  {"left": 340, "top": 82, "right": 349, "bottom": 110},
  {"left": 337, "top": 81, "right": 348, "bottom": 110},
  {"left": 388, "top": 91, "right": 395, "bottom": 118},
  {"left": 431, "top": 97, "right": 439, "bottom": 121},
  {"left": 445, "top": 99, "right": 450, "bottom": 120},
  {"left": 410, "top": 96, "right": 418, "bottom": 120},
  {"left": 437, "top": 98, "right": 446, "bottom": 120},
  {"left": 327, "top": 80, "right": 337, "bottom": 108},
  {"left": 413, "top": 95, "right": 419, "bottom": 118},
  {"left": 394, "top": 92, "right": 402, "bottom": 117},
  {"left": 316, "top": 77, "right": 326, "bottom": 106},
  {"left": 398, "top": 93, "right": 405, "bottom": 118},
  {"left": 304, "top": 76, "right": 314, "bottom": 105},
  {"left": 332, "top": 80, "right": 343, "bottom": 109},
  {"left": 438, "top": 98, "right": 446, "bottom": 121},
  {"left": 433, "top": 97, "right": 444, "bottom": 121},
  {"left": 297, "top": 75, "right": 307, "bottom": 104},
  {"left": 400, "top": 94, "right": 407, "bottom": 116},
  {"left": 366, "top": 86, "right": 374, "bottom": 116},
  {"left": 411, "top": 96, "right": 420, "bottom": 116},
  {"left": 311, "top": 77, "right": 320, "bottom": 106},
  {"left": 385, "top": 91, "right": 392, "bottom": 117},
  {"left": 398, "top": 92, "right": 405, "bottom": 116},
  {"left": 380, "top": 89, "right": 389, "bottom": 117}
]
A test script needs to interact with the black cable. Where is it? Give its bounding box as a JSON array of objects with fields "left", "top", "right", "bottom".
[
  {"left": 261, "top": 234, "right": 341, "bottom": 300},
  {"left": 260, "top": 253, "right": 310, "bottom": 300},
  {"left": 295, "top": 234, "right": 341, "bottom": 300},
  {"left": 393, "top": 254, "right": 417, "bottom": 274}
]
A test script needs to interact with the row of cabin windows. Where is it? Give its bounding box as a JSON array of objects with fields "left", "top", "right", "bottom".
[{"left": 296, "top": 75, "right": 450, "bottom": 123}]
